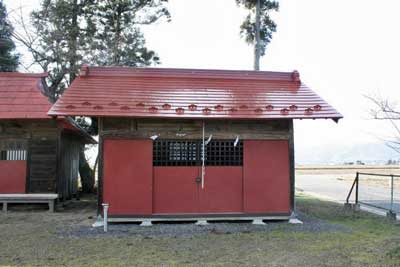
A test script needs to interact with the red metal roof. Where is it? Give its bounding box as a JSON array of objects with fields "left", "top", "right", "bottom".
[
  {"left": 0, "top": 72, "right": 96, "bottom": 143},
  {"left": 49, "top": 66, "right": 343, "bottom": 121},
  {"left": 0, "top": 72, "right": 51, "bottom": 119}
]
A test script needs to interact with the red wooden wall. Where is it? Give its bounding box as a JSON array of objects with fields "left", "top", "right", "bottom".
[
  {"left": 102, "top": 139, "right": 290, "bottom": 216},
  {"left": 103, "top": 139, "right": 153, "bottom": 215},
  {"left": 243, "top": 140, "right": 290, "bottom": 214},
  {"left": 0, "top": 161, "right": 26, "bottom": 193}
]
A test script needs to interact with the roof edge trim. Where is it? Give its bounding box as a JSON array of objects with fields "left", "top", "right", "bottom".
[{"left": 0, "top": 72, "right": 48, "bottom": 78}]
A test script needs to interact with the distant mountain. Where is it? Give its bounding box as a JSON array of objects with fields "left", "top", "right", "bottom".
[{"left": 296, "top": 142, "right": 400, "bottom": 165}]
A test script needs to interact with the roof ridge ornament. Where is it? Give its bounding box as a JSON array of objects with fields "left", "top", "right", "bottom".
[
  {"left": 80, "top": 65, "right": 89, "bottom": 77},
  {"left": 291, "top": 70, "right": 300, "bottom": 83}
]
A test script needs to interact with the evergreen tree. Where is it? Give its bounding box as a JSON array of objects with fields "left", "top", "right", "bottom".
[
  {"left": 14, "top": 0, "right": 169, "bottom": 193},
  {"left": 87, "top": 0, "right": 170, "bottom": 66},
  {"left": 0, "top": 0, "right": 19, "bottom": 71},
  {"left": 29, "top": 0, "right": 96, "bottom": 101},
  {"left": 236, "top": 0, "right": 279, "bottom": 70}
]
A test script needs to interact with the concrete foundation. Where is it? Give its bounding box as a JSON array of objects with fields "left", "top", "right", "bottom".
[
  {"left": 108, "top": 215, "right": 290, "bottom": 223},
  {"left": 92, "top": 215, "right": 104, "bottom": 228},
  {"left": 387, "top": 211, "right": 397, "bottom": 220},
  {"left": 195, "top": 220, "right": 209, "bottom": 226},
  {"left": 252, "top": 219, "right": 266, "bottom": 225},
  {"left": 140, "top": 220, "right": 153, "bottom": 227},
  {"left": 289, "top": 218, "right": 303, "bottom": 224}
]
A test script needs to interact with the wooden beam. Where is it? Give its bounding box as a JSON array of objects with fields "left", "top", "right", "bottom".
[
  {"left": 25, "top": 139, "right": 31, "bottom": 193},
  {"left": 288, "top": 119, "right": 295, "bottom": 212},
  {"left": 97, "top": 117, "right": 104, "bottom": 215},
  {"left": 56, "top": 126, "right": 63, "bottom": 201}
]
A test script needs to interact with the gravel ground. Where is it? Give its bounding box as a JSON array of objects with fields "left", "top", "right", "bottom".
[{"left": 60, "top": 211, "right": 350, "bottom": 238}]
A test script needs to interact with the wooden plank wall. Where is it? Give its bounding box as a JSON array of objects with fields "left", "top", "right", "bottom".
[
  {"left": 0, "top": 120, "right": 58, "bottom": 193},
  {"left": 101, "top": 118, "right": 290, "bottom": 140},
  {"left": 29, "top": 138, "right": 57, "bottom": 192}
]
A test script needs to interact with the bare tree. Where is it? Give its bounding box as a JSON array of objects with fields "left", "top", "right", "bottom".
[
  {"left": 366, "top": 94, "right": 400, "bottom": 153},
  {"left": 9, "top": 6, "right": 68, "bottom": 102}
]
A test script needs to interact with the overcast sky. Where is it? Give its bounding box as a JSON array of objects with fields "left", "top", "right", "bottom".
[{"left": 4, "top": 0, "right": 400, "bottom": 153}]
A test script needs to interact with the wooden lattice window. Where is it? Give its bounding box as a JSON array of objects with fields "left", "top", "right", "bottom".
[
  {"left": 153, "top": 140, "right": 243, "bottom": 166},
  {"left": 205, "top": 140, "right": 243, "bottom": 166},
  {"left": 0, "top": 139, "right": 27, "bottom": 161},
  {"left": 153, "top": 140, "right": 199, "bottom": 166}
]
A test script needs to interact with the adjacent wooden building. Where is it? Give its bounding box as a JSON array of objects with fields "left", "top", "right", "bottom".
[
  {"left": 49, "top": 66, "right": 342, "bottom": 221},
  {"left": 0, "top": 72, "right": 95, "bottom": 200}
]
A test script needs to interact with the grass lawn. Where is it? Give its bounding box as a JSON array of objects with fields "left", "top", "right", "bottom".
[{"left": 0, "top": 194, "right": 399, "bottom": 267}]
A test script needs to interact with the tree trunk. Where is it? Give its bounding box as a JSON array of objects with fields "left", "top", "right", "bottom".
[
  {"left": 79, "top": 146, "right": 95, "bottom": 193},
  {"left": 71, "top": 1, "right": 96, "bottom": 194},
  {"left": 112, "top": 6, "right": 122, "bottom": 65},
  {"left": 254, "top": 0, "right": 261, "bottom": 71},
  {"left": 69, "top": 0, "right": 79, "bottom": 83}
]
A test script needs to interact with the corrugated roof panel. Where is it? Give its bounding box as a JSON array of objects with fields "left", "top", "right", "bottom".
[
  {"left": 49, "top": 67, "right": 343, "bottom": 120},
  {"left": 0, "top": 73, "right": 51, "bottom": 119}
]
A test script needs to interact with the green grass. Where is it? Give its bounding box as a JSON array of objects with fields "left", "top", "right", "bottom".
[{"left": 0, "top": 195, "right": 399, "bottom": 267}]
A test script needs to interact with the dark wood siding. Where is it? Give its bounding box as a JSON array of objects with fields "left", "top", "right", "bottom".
[
  {"left": 59, "top": 133, "right": 81, "bottom": 200},
  {"left": 0, "top": 119, "right": 85, "bottom": 199},
  {"left": 101, "top": 118, "right": 290, "bottom": 140},
  {"left": 29, "top": 138, "right": 57, "bottom": 192},
  {"left": 0, "top": 120, "right": 58, "bottom": 193}
]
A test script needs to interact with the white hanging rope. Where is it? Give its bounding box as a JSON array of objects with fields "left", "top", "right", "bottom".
[
  {"left": 234, "top": 135, "right": 240, "bottom": 147},
  {"left": 150, "top": 134, "right": 159, "bottom": 140},
  {"left": 201, "top": 121, "right": 205, "bottom": 189},
  {"left": 205, "top": 134, "right": 213, "bottom": 145}
]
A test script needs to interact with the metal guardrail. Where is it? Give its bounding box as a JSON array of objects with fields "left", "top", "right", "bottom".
[
  {"left": 346, "top": 172, "right": 359, "bottom": 204},
  {"left": 346, "top": 172, "right": 400, "bottom": 215}
]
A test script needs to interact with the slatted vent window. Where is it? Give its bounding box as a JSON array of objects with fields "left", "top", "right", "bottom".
[
  {"left": 0, "top": 150, "right": 27, "bottom": 160},
  {"left": 0, "top": 139, "right": 27, "bottom": 161},
  {"left": 153, "top": 140, "right": 243, "bottom": 166}
]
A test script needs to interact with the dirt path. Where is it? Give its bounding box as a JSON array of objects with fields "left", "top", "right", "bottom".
[{"left": 296, "top": 166, "right": 400, "bottom": 213}]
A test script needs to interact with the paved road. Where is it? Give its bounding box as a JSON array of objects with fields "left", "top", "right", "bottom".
[{"left": 296, "top": 174, "right": 400, "bottom": 213}]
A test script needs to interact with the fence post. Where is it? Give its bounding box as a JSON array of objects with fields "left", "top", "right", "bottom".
[
  {"left": 390, "top": 175, "right": 394, "bottom": 212},
  {"left": 355, "top": 172, "right": 359, "bottom": 204}
]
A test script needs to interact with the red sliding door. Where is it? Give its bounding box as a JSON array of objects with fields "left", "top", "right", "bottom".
[
  {"left": 243, "top": 140, "right": 290, "bottom": 214},
  {"left": 103, "top": 139, "right": 153, "bottom": 215},
  {"left": 153, "top": 166, "right": 199, "bottom": 214},
  {"left": 153, "top": 166, "right": 243, "bottom": 214},
  {"left": 153, "top": 140, "right": 244, "bottom": 215}
]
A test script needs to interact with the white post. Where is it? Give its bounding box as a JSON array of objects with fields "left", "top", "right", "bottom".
[{"left": 102, "top": 203, "right": 109, "bottom": 232}]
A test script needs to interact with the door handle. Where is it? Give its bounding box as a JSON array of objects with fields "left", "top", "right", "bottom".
[{"left": 195, "top": 177, "right": 201, "bottom": 184}]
